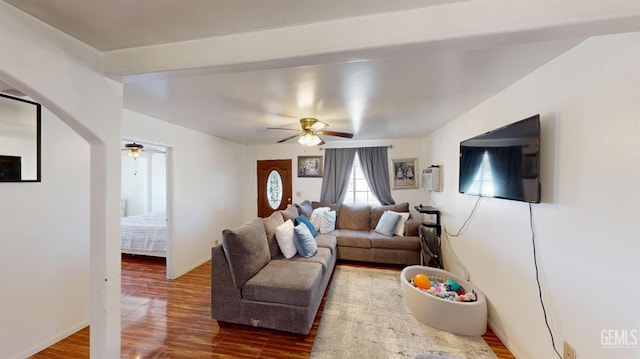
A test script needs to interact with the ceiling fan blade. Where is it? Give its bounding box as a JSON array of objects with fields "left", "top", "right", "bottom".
[
  {"left": 317, "top": 130, "right": 354, "bottom": 139},
  {"left": 267, "top": 127, "right": 299, "bottom": 131},
  {"left": 277, "top": 134, "right": 300, "bottom": 143},
  {"left": 145, "top": 148, "right": 166, "bottom": 154},
  {"left": 317, "top": 136, "right": 326, "bottom": 145}
]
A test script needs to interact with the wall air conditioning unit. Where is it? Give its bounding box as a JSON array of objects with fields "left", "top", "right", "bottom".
[{"left": 421, "top": 165, "right": 441, "bottom": 192}]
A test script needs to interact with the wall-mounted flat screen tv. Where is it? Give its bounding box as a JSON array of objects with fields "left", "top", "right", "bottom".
[
  {"left": 0, "top": 155, "right": 22, "bottom": 181},
  {"left": 459, "top": 114, "right": 541, "bottom": 203}
]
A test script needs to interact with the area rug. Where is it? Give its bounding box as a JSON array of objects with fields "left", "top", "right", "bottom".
[{"left": 310, "top": 266, "right": 496, "bottom": 359}]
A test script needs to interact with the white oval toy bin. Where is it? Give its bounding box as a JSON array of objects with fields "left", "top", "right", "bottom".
[{"left": 401, "top": 265, "right": 487, "bottom": 336}]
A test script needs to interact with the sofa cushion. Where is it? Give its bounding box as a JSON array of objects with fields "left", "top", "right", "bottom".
[
  {"left": 263, "top": 211, "right": 284, "bottom": 258},
  {"left": 369, "top": 202, "right": 410, "bottom": 229},
  {"left": 275, "top": 219, "right": 297, "bottom": 259},
  {"left": 242, "top": 260, "right": 322, "bottom": 307},
  {"left": 293, "top": 222, "right": 318, "bottom": 258},
  {"left": 338, "top": 205, "right": 371, "bottom": 231},
  {"left": 295, "top": 200, "right": 314, "bottom": 219},
  {"left": 370, "top": 231, "right": 421, "bottom": 251},
  {"left": 374, "top": 211, "right": 402, "bottom": 237},
  {"left": 404, "top": 219, "right": 420, "bottom": 237},
  {"left": 281, "top": 204, "right": 299, "bottom": 221},
  {"left": 222, "top": 218, "right": 271, "bottom": 289},
  {"left": 319, "top": 210, "right": 336, "bottom": 234},
  {"left": 332, "top": 229, "right": 372, "bottom": 249},
  {"left": 315, "top": 233, "right": 337, "bottom": 255},
  {"left": 289, "top": 247, "right": 333, "bottom": 275}
]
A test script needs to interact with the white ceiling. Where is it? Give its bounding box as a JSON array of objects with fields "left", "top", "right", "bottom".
[{"left": 4, "top": 0, "right": 640, "bottom": 145}]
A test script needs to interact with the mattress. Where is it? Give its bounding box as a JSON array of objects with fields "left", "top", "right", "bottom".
[{"left": 121, "top": 212, "right": 167, "bottom": 256}]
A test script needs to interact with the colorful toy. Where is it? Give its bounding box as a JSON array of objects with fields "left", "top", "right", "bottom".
[
  {"left": 411, "top": 275, "right": 477, "bottom": 302},
  {"left": 446, "top": 278, "right": 461, "bottom": 291},
  {"left": 413, "top": 273, "right": 431, "bottom": 290}
]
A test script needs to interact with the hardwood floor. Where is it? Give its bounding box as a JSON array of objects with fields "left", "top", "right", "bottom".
[{"left": 31, "top": 255, "right": 513, "bottom": 358}]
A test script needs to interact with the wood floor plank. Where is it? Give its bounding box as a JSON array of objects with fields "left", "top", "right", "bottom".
[{"left": 30, "top": 255, "right": 514, "bottom": 358}]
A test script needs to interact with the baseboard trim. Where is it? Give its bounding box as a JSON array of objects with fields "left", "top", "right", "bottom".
[
  {"left": 175, "top": 255, "right": 210, "bottom": 278},
  {"left": 488, "top": 319, "right": 524, "bottom": 359},
  {"left": 16, "top": 320, "right": 89, "bottom": 359}
]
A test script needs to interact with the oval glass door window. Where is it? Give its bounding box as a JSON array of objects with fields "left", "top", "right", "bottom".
[{"left": 267, "top": 170, "right": 283, "bottom": 209}]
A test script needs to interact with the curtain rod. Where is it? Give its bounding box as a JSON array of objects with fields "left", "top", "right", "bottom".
[{"left": 318, "top": 145, "right": 393, "bottom": 151}]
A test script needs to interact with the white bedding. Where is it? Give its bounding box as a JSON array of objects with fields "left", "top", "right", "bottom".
[{"left": 121, "top": 212, "right": 167, "bottom": 257}]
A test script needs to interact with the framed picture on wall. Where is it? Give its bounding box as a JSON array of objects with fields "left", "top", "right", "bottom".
[
  {"left": 298, "top": 156, "right": 323, "bottom": 177},
  {"left": 392, "top": 158, "right": 418, "bottom": 189}
]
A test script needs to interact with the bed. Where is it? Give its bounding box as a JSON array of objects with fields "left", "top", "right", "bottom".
[{"left": 121, "top": 212, "right": 168, "bottom": 257}]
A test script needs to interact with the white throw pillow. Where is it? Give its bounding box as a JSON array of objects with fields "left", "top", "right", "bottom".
[
  {"left": 309, "top": 207, "right": 330, "bottom": 231},
  {"left": 319, "top": 210, "right": 336, "bottom": 233},
  {"left": 374, "top": 211, "right": 402, "bottom": 237},
  {"left": 274, "top": 219, "right": 297, "bottom": 258},
  {"left": 388, "top": 210, "right": 411, "bottom": 236}
]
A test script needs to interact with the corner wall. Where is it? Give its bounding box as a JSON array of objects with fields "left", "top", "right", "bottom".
[{"left": 424, "top": 32, "right": 639, "bottom": 358}]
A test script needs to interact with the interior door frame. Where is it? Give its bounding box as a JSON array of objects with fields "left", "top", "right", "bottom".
[{"left": 121, "top": 138, "right": 174, "bottom": 279}]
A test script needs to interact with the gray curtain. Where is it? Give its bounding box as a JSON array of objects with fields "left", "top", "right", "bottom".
[
  {"left": 319, "top": 148, "right": 356, "bottom": 203},
  {"left": 356, "top": 147, "right": 395, "bottom": 205}
]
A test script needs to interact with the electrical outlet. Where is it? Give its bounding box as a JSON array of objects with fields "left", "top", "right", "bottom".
[
  {"left": 563, "top": 341, "right": 576, "bottom": 359},
  {"left": 296, "top": 191, "right": 302, "bottom": 197},
  {"left": 214, "top": 239, "right": 220, "bottom": 246}
]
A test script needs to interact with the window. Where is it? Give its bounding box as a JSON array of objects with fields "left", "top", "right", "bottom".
[
  {"left": 466, "top": 151, "right": 495, "bottom": 197},
  {"left": 344, "top": 153, "right": 380, "bottom": 205}
]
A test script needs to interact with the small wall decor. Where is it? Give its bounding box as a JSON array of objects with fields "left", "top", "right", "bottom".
[
  {"left": 298, "top": 156, "right": 323, "bottom": 177},
  {"left": 392, "top": 158, "right": 418, "bottom": 189}
]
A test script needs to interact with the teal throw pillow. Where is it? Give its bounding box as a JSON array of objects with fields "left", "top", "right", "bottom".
[
  {"left": 374, "top": 211, "right": 402, "bottom": 237},
  {"left": 293, "top": 222, "right": 318, "bottom": 258},
  {"left": 295, "top": 214, "right": 317, "bottom": 237}
]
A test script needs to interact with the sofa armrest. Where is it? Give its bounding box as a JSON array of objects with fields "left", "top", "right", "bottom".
[
  {"left": 211, "top": 245, "right": 242, "bottom": 321},
  {"left": 405, "top": 218, "right": 420, "bottom": 237}
]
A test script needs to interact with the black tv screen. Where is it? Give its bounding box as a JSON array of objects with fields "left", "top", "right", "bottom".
[
  {"left": 459, "top": 114, "right": 541, "bottom": 203},
  {"left": 0, "top": 155, "right": 22, "bottom": 181}
]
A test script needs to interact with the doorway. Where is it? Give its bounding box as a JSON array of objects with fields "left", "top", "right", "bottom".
[
  {"left": 121, "top": 140, "right": 173, "bottom": 279},
  {"left": 257, "top": 159, "right": 292, "bottom": 217}
]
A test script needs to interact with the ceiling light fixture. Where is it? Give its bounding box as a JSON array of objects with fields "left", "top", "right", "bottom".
[
  {"left": 297, "top": 130, "right": 322, "bottom": 146},
  {"left": 125, "top": 143, "right": 144, "bottom": 158}
]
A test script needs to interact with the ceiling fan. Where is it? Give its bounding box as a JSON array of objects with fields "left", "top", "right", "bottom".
[
  {"left": 121, "top": 142, "right": 164, "bottom": 158},
  {"left": 268, "top": 118, "right": 354, "bottom": 146}
]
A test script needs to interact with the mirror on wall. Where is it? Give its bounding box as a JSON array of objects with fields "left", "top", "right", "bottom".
[{"left": 0, "top": 93, "right": 41, "bottom": 182}]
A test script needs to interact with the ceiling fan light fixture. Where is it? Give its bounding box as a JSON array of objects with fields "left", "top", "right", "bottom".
[
  {"left": 297, "top": 132, "right": 322, "bottom": 146},
  {"left": 125, "top": 143, "right": 144, "bottom": 158},
  {"left": 310, "top": 121, "right": 327, "bottom": 131}
]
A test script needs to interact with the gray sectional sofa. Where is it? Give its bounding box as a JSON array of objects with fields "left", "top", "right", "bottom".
[
  {"left": 210, "top": 201, "right": 420, "bottom": 334},
  {"left": 211, "top": 213, "right": 337, "bottom": 335},
  {"left": 304, "top": 201, "right": 422, "bottom": 265}
]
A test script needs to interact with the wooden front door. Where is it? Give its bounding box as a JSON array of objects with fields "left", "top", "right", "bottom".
[{"left": 257, "top": 160, "right": 292, "bottom": 217}]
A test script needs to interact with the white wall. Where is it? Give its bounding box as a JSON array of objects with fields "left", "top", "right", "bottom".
[
  {"left": 0, "top": 4, "right": 123, "bottom": 357},
  {"left": 424, "top": 32, "right": 640, "bottom": 359},
  {"left": 121, "top": 154, "right": 149, "bottom": 216},
  {"left": 121, "top": 151, "right": 167, "bottom": 216},
  {"left": 244, "top": 138, "right": 430, "bottom": 221},
  {"left": 121, "top": 109, "right": 246, "bottom": 278},
  {"left": 0, "top": 109, "right": 90, "bottom": 358}
]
